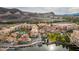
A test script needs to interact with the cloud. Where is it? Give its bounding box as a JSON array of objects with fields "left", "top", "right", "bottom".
[
  {"left": 7, "top": 7, "right": 79, "bottom": 15},
  {"left": 16, "top": 7, "right": 71, "bottom": 15},
  {"left": 68, "top": 7, "right": 79, "bottom": 13}
]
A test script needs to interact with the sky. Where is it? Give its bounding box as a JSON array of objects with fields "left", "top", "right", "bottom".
[{"left": 8, "top": 7, "right": 79, "bottom": 15}]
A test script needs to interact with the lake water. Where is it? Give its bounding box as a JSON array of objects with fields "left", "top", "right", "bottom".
[
  {"left": 7, "top": 44, "right": 69, "bottom": 51},
  {"left": 1, "top": 42, "right": 79, "bottom": 51}
]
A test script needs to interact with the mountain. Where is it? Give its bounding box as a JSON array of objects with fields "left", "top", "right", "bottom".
[
  {"left": 0, "top": 7, "right": 23, "bottom": 14},
  {"left": 64, "top": 13, "right": 79, "bottom": 16},
  {"left": 0, "top": 7, "right": 24, "bottom": 20},
  {"left": 0, "top": 7, "right": 55, "bottom": 22}
]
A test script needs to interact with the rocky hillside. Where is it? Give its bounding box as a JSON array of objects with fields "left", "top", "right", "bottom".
[
  {"left": 0, "top": 7, "right": 23, "bottom": 14},
  {"left": 0, "top": 7, "right": 55, "bottom": 22}
]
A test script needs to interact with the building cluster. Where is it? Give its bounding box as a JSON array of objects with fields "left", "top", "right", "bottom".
[
  {"left": 0, "top": 23, "right": 78, "bottom": 44},
  {"left": 71, "top": 30, "right": 79, "bottom": 47}
]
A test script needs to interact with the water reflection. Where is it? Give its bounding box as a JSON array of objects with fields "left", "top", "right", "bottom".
[
  {"left": 9, "top": 44, "right": 68, "bottom": 51},
  {"left": 48, "top": 44, "right": 68, "bottom": 51}
]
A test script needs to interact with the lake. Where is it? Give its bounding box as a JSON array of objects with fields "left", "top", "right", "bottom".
[{"left": 7, "top": 44, "right": 69, "bottom": 51}]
